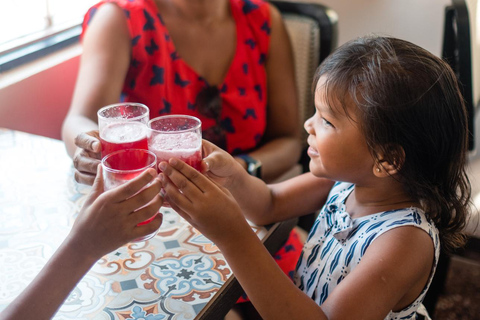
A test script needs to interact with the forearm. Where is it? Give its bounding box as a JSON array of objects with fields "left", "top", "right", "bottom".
[
  {"left": 248, "top": 136, "right": 302, "bottom": 182},
  {"left": 228, "top": 171, "right": 334, "bottom": 226},
  {"left": 218, "top": 225, "right": 327, "bottom": 320},
  {"left": 62, "top": 114, "right": 98, "bottom": 157},
  {"left": 1, "top": 236, "right": 98, "bottom": 319},
  {"left": 226, "top": 165, "right": 276, "bottom": 224}
]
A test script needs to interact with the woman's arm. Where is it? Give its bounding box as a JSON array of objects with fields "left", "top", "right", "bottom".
[
  {"left": 61, "top": 3, "right": 130, "bottom": 184},
  {"left": 0, "top": 167, "right": 163, "bottom": 320},
  {"left": 239, "top": 4, "right": 301, "bottom": 182}
]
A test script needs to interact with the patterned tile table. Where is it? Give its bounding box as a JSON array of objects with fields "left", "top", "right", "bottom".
[{"left": 0, "top": 129, "right": 294, "bottom": 319}]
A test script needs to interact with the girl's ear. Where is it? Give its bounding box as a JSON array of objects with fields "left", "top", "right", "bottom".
[
  {"left": 373, "top": 161, "right": 399, "bottom": 177},
  {"left": 373, "top": 145, "right": 405, "bottom": 177}
]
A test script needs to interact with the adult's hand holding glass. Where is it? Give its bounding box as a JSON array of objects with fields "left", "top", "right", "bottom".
[
  {"left": 73, "top": 130, "right": 102, "bottom": 185},
  {"left": 69, "top": 164, "right": 163, "bottom": 260},
  {"left": 74, "top": 102, "right": 150, "bottom": 186}
]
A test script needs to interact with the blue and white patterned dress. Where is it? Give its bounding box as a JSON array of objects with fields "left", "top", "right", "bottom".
[{"left": 294, "top": 182, "right": 440, "bottom": 319}]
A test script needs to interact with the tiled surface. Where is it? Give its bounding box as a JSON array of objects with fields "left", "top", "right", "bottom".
[{"left": 0, "top": 129, "right": 267, "bottom": 319}]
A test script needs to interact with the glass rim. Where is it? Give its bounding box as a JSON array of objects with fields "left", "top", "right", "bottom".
[
  {"left": 101, "top": 149, "right": 157, "bottom": 174},
  {"left": 97, "top": 103, "right": 149, "bottom": 122},
  {"left": 148, "top": 115, "right": 202, "bottom": 134}
]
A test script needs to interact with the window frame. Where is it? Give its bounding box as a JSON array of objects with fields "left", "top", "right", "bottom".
[{"left": 0, "top": 23, "right": 82, "bottom": 73}]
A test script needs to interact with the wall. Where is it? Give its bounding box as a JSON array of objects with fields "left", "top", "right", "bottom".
[
  {"left": 468, "top": 0, "right": 480, "bottom": 108},
  {"left": 318, "top": 0, "right": 451, "bottom": 56},
  {"left": 0, "top": 45, "right": 81, "bottom": 140}
]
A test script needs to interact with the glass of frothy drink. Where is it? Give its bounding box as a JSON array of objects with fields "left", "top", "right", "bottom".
[
  {"left": 147, "top": 115, "right": 202, "bottom": 171},
  {"left": 102, "top": 149, "right": 159, "bottom": 242},
  {"left": 97, "top": 103, "right": 149, "bottom": 158}
]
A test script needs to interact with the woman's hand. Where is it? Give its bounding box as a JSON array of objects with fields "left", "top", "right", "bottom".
[
  {"left": 0, "top": 163, "right": 163, "bottom": 320},
  {"left": 160, "top": 157, "right": 250, "bottom": 245},
  {"left": 73, "top": 130, "right": 102, "bottom": 185},
  {"left": 68, "top": 165, "right": 163, "bottom": 260}
]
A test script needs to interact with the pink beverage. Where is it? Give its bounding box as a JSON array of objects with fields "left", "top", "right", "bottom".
[
  {"left": 102, "top": 149, "right": 159, "bottom": 242},
  {"left": 100, "top": 122, "right": 148, "bottom": 158},
  {"left": 149, "top": 131, "right": 202, "bottom": 170}
]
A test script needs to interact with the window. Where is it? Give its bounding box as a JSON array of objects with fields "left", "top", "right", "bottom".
[{"left": 0, "top": 0, "right": 98, "bottom": 71}]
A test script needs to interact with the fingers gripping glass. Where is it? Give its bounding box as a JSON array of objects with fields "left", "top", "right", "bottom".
[
  {"left": 101, "top": 149, "right": 159, "bottom": 242},
  {"left": 195, "top": 86, "right": 226, "bottom": 150}
]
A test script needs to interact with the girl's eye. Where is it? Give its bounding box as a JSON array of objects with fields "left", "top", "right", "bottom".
[{"left": 322, "top": 117, "right": 334, "bottom": 128}]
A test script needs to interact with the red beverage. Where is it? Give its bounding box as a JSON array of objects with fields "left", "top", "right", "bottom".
[
  {"left": 149, "top": 131, "right": 202, "bottom": 170},
  {"left": 100, "top": 122, "right": 148, "bottom": 158},
  {"left": 102, "top": 149, "right": 159, "bottom": 242}
]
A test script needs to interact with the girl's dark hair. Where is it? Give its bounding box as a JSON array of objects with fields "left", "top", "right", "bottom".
[{"left": 314, "top": 36, "right": 471, "bottom": 252}]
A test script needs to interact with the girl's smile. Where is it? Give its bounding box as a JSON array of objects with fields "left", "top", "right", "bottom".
[{"left": 307, "top": 145, "right": 320, "bottom": 157}]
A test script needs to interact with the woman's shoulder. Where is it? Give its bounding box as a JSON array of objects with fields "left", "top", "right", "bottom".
[
  {"left": 85, "top": 0, "right": 157, "bottom": 20},
  {"left": 94, "top": 0, "right": 153, "bottom": 10},
  {"left": 82, "top": 0, "right": 160, "bottom": 40}
]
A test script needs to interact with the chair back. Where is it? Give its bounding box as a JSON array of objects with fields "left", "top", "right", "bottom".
[
  {"left": 271, "top": 0, "right": 338, "bottom": 171},
  {"left": 443, "top": 0, "right": 476, "bottom": 150},
  {"left": 270, "top": 1, "right": 338, "bottom": 231}
]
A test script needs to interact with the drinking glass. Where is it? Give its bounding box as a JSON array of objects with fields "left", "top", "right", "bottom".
[
  {"left": 147, "top": 115, "right": 202, "bottom": 171},
  {"left": 102, "top": 149, "right": 159, "bottom": 242},
  {"left": 98, "top": 103, "right": 150, "bottom": 158}
]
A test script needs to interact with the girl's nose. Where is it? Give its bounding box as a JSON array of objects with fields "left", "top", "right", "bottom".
[{"left": 304, "top": 116, "right": 313, "bottom": 133}]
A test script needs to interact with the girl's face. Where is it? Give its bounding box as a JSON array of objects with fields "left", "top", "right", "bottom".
[{"left": 304, "top": 76, "right": 375, "bottom": 183}]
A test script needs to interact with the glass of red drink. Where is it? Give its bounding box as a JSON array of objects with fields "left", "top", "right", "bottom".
[
  {"left": 148, "top": 115, "right": 202, "bottom": 170},
  {"left": 97, "top": 103, "right": 149, "bottom": 158},
  {"left": 102, "top": 149, "right": 160, "bottom": 242},
  {"left": 147, "top": 115, "right": 202, "bottom": 171},
  {"left": 148, "top": 115, "right": 202, "bottom": 206}
]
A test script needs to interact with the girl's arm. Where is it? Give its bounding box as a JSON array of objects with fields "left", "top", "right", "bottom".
[
  {"left": 320, "top": 226, "right": 435, "bottom": 318},
  {"left": 161, "top": 158, "right": 435, "bottom": 319},
  {"left": 200, "top": 140, "right": 334, "bottom": 225},
  {"left": 61, "top": 3, "right": 130, "bottom": 184},
  {"left": 161, "top": 158, "right": 328, "bottom": 319},
  {"left": 209, "top": 214, "right": 434, "bottom": 319},
  {"left": 1, "top": 168, "right": 163, "bottom": 320},
  {"left": 239, "top": 4, "right": 302, "bottom": 183}
]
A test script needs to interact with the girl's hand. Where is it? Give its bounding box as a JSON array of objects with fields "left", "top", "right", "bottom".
[
  {"left": 73, "top": 130, "right": 102, "bottom": 185},
  {"left": 200, "top": 140, "right": 246, "bottom": 189},
  {"left": 160, "top": 158, "right": 249, "bottom": 245},
  {"left": 68, "top": 166, "right": 163, "bottom": 260}
]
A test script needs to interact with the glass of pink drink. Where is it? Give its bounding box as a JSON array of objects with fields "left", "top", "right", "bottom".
[
  {"left": 148, "top": 115, "right": 202, "bottom": 170},
  {"left": 148, "top": 115, "right": 202, "bottom": 205},
  {"left": 97, "top": 103, "right": 149, "bottom": 158},
  {"left": 102, "top": 149, "right": 160, "bottom": 242}
]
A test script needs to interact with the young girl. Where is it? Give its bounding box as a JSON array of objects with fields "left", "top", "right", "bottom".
[{"left": 158, "top": 36, "right": 471, "bottom": 319}]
